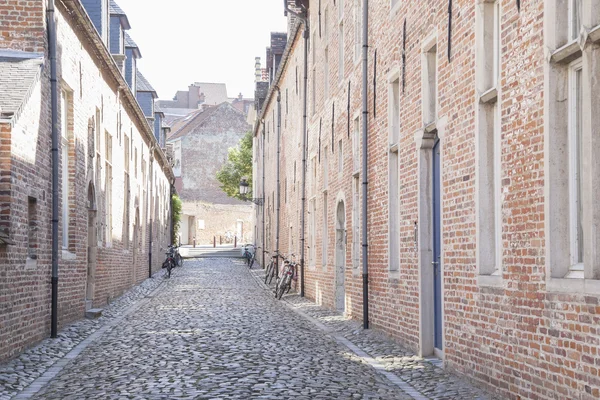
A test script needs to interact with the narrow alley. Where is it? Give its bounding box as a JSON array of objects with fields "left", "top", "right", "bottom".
[{"left": 2, "top": 260, "right": 489, "bottom": 400}]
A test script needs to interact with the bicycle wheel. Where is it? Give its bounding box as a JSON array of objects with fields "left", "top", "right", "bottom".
[
  {"left": 276, "top": 275, "right": 290, "bottom": 299},
  {"left": 264, "top": 261, "right": 273, "bottom": 284},
  {"left": 267, "top": 264, "right": 277, "bottom": 285},
  {"left": 167, "top": 260, "right": 173, "bottom": 278},
  {"left": 176, "top": 253, "right": 183, "bottom": 267}
]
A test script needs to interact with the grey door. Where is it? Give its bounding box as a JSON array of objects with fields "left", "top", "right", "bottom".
[{"left": 432, "top": 140, "right": 442, "bottom": 350}]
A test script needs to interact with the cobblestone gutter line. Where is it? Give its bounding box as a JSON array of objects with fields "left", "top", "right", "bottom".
[
  {"left": 0, "top": 270, "right": 168, "bottom": 400},
  {"left": 249, "top": 265, "right": 494, "bottom": 400}
]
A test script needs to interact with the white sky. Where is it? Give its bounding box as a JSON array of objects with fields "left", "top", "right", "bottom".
[{"left": 115, "top": 0, "right": 288, "bottom": 100}]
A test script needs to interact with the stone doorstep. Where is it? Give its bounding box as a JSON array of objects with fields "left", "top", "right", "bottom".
[{"left": 84, "top": 308, "right": 103, "bottom": 319}]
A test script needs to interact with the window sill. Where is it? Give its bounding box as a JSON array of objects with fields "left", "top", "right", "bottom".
[
  {"left": 424, "top": 121, "right": 437, "bottom": 134},
  {"left": 62, "top": 249, "right": 76, "bottom": 261},
  {"left": 388, "top": 269, "right": 401, "bottom": 282},
  {"left": 551, "top": 40, "right": 582, "bottom": 64},
  {"left": 479, "top": 87, "right": 498, "bottom": 104},
  {"left": 547, "top": 278, "right": 600, "bottom": 294},
  {"left": 591, "top": 25, "right": 600, "bottom": 44},
  {"left": 25, "top": 257, "right": 37, "bottom": 270},
  {"left": 389, "top": 143, "right": 399, "bottom": 153},
  {"left": 477, "top": 274, "right": 503, "bottom": 287}
]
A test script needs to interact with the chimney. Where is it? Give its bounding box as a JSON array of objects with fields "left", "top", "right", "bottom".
[
  {"left": 255, "top": 57, "right": 262, "bottom": 83},
  {"left": 238, "top": 92, "right": 243, "bottom": 101},
  {"left": 198, "top": 92, "right": 205, "bottom": 104}
]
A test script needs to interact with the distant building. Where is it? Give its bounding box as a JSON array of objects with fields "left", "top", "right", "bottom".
[{"left": 167, "top": 102, "right": 252, "bottom": 245}]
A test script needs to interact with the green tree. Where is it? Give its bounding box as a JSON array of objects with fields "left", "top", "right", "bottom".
[
  {"left": 216, "top": 131, "right": 253, "bottom": 200},
  {"left": 172, "top": 194, "right": 182, "bottom": 244}
]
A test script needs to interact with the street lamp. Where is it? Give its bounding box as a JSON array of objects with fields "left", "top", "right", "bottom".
[{"left": 239, "top": 177, "right": 263, "bottom": 205}]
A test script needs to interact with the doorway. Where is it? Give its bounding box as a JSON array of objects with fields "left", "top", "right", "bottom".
[
  {"left": 86, "top": 183, "right": 97, "bottom": 311},
  {"left": 132, "top": 208, "right": 139, "bottom": 282},
  {"left": 335, "top": 200, "right": 346, "bottom": 313}
]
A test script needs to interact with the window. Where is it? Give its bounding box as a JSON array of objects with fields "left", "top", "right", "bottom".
[
  {"left": 312, "top": 67, "right": 317, "bottom": 115},
  {"left": 123, "top": 135, "right": 130, "bottom": 249},
  {"left": 323, "top": 146, "right": 329, "bottom": 189},
  {"left": 423, "top": 43, "right": 437, "bottom": 125},
  {"left": 389, "top": 78, "right": 400, "bottom": 273},
  {"left": 311, "top": 156, "right": 317, "bottom": 196},
  {"left": 354, "top": 0, "right": 361, "bottom": 61},
  {"left": 338, "top": 0, "right": 344, "bottom": 81},
  {"left": 352, "top": 176, "right": 360, "bottom": 270},
  {"left": 105, "top": 132, "right": 113, "bottom": 245},
  {"left": 309, "top": 199, "right": 316, "bottom": 267},
  {"left": 545, "top": 0, "right": 600, "bottom": 285},
  {"left": 338, "top": 139, "right": 343, "bottom": 176},
  {"left": 61, "top": 90, "right": 71, "bottom": 249},
  {"left": 353, "top": 116, "right": 360, "bottom": 172},
  {"left": 339, "top": 21, "right": 345, "bottom": 81},
  {"left": 324, "top": 46, "right": 329, "bottom": 99},
  {"left": 476, "top": 1, "right": 502, "bottom": 280},
  {"left": 322, "top": 192, "right": 328, "bottom": 267},
  {"left": 28, "top": 197, "right": 37, "bottom": 260},
  {"left": 569, "top": 0, "right": 581, "bottom": 41},
  {"left": 568, "top": 61, "right": 584, "bottom": 275}
]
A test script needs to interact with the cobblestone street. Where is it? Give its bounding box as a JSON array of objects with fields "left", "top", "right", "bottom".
[{"left": 1, "top": 259, "right": 493, "bottom": 400}]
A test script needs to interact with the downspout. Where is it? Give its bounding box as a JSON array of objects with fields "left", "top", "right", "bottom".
[
  {"left": 275, "top": 89, "right": 281, "bottom": 275},
  {"left": 48, "top": 0, "right": 59, "bottom": 338},
  {"left": 361, "top": 0, "right": 370, "bottom": 329},
  {"left": 284, "top": 0, "right": 309, "bottom": 298},
  {"left": 262, "top": 120, "right": 266, "bottom": 269},
  {"left": 148, "top": 149, "right": 154, "bottom": 278}
]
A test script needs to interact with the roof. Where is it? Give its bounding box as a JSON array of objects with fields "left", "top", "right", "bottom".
[
  {"left": 0, "top": 50, "right": 44, "bottom": 121},
  {"left": 109, "top": 1, "right": 131, "bottom": 30},
  {"left": 136, "top": 70, "right": 158, "bottom": 97},
  {"left": 167, "top": 106, "right": 220, "bottom": 140},
  {"left": 124, "top": 33, "right": 141, "bottom": 58}
]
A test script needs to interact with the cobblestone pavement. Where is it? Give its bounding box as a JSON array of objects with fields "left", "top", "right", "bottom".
[{"left": 1, "top": 259, "right": 497, "bottom": 400}]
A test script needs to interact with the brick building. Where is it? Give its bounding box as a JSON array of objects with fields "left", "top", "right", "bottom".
[
  {"left": 254, "top": 1, "right": 600, "bottom": 399},
  {"left": 0, "top": 0, "right": 173, "bottom": 362},
  {"left": 168, "top": 102, "right": 252, "bottom": 245}
]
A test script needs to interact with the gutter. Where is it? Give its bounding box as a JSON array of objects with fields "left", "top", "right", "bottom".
[
  {"left": 48, "top": 0, "right": 59, "bottom": 338},
  {"left": 361, "top": 0, "right": 370, "bottom": 329}
]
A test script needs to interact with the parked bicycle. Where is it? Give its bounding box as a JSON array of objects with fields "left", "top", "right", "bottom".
[
  {"left": 162, "top": 245, "right": 178, "bottom": 278},
  {"left": 242, "top": 244, "right": 257, "bottom": 269},
  {"left": 275, "top": 254, "right": 297, "bottom": 300},
  {"left": 264, "top": 251, "right": 285, "bottom": 285}
]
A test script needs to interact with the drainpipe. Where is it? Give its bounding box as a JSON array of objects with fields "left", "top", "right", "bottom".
[
  {"left": 262, "top": 120, "right": 266, "bottom": 269},
  {"left": 148, "top": 149, "right": 154, "bottom": 278},
  {"left": 48, "top": 0, "right": 59, "bottom": 338},
  {"left": 361, "top": 0, "right": 370, "bottom": 329},
  {"left": 284, "top": 0, "right": 309, "bottom": 298},
  {"left": 275, "top": 89, "right": 281, "bottom": 275}
]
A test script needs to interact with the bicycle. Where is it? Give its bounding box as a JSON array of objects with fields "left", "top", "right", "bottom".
[
  {"left": 264, "top": 252, "right": 284, "bottom": 285},
  {"left": 242, "top": 244, "right": 257, "bottom": 269},
  {"left": 275, "top": 254, "right": 296, "bottom": 300},
  {"left": 172, "top": 245, "right": 183, "bottom": 267},
  {"left": 162, "top": 246, "right": 177, "bottom": 278}
]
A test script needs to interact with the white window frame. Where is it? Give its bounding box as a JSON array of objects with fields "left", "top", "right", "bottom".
[
  {"left": 61, "top": 90, "right": 69, "bottom": 250},
  {"left": 567, "top": 59, "right": 584, "bottom": 277}
]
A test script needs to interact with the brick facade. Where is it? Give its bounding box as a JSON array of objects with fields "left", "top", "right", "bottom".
[
  {"left": 255, "top": 1, "right": 600, "bottom": 399},
  {"left": 0, "top": 0, "right": 173, "bottom": 362}
]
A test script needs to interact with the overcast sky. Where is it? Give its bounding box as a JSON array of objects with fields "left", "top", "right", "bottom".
[{"left": 115, "top": 0, "right": 288, "bottom": 100}]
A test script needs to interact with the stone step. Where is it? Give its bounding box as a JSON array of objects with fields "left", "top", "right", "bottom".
[{"left": 85, "top": 308, "right": 103, "bottom": 319}]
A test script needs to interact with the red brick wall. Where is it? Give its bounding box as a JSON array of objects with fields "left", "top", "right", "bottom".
[
  {"left": 0, "top": 2, "right": 172, "bottom": 362},
  {"left": 255, "top": 1, "right": 600, "bottom": 399},
  {"left": 0, "top": 0, "right": 46, "bottom": 53}
]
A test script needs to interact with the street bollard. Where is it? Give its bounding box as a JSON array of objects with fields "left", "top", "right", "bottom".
[
  {"left": 220, "top": 236, "right": 222, "bottom": 245},
  {"left": 193, "top": 237, "right": 196, "bottom": 248},
  {"left": 234, "top": 236, "right": 237, "bottom": 248},
  {"left": 213, "top": 236, "right": 216, "bottom": 248}
]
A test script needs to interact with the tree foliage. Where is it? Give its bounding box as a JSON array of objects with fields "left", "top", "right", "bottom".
[
  {"left": 172, "top": 194, "right": 182, "bottom": 244},
  {"left": 216, "top": 131, "right": 253, "bottom": 201}
]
